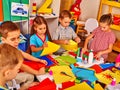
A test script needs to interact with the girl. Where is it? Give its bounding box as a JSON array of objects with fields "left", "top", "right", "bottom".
[
  {"left": 30, "top": 16, "right": 51, "bottom": 58},
  {"left": 82, "top": 13, "right": 116, "bottom": 62}
]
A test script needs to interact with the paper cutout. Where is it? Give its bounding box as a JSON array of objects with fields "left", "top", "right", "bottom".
[
  {"left": 64, "top": 82, "right": 93, "bottom": 90},
  {"left": 61, "top": 40, "right": 78, "bottom": 51},
  {"left": 94, "top": 83, "right": 104, "bottom": 90},
  {"left": 41, "top": 41, "right": 60, "bottom": 56},
  {"left": 55, "top": 55, "right": 76, "bottom": 65},
  {"left": 96, "top": 69, "right": 120, "bottom": 84},
  {"left": 71, "top": 67, "right": 97, "bottom": 82},
  {"left": 49, "top": 66, "right": 76, "bottom": 84}
]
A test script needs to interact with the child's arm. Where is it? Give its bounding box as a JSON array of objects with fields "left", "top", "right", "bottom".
[
  {"left": 31, "top": 42, "right": 48, "bottom": 52},
  {"left": 21, "top": 64, "right": 45, "bottom": 75},
  {"left": 20, "top": 50, "right": 47, "bottom": 65},
  {"left": 95, "top": 43, "right": 113, "bottom": 59},
  {"left": 82, "top": 34, "right": 93, "bottom": 53},
  {"left": 52, "top": 39, "right": 69, "bottom": 45}
]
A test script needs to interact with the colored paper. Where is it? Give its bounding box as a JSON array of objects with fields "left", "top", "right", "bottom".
[
  {"left": 2, "top": 0, "right": 29, "bottom": 21},
  {"left": 61, "top": 40, "right": 78, "bottom": 51},
  {"left": 64, "top": 82, "right": 93, "bottom": 90},
  {"left": 55, "top": 55, "right": 76, "bottom": 65},
  {"left": 96, "top": 69, "right": 120, "bottom": 84},
  {"left": 40, "top": 41, "right": 60, "bottom": 56},
  {"left": 0, "top": 0, "right": 3, "bottom": 21},
  {"left": 49, "top": 66, "right": 76, "bottom": 84},
  {"left": 94, "top": 83, "right": 104, "bottom": 90},
  {"left": 100, "top": 63, "right": 115, "bottom": 69},
  {"left": 71, "top": 67, "right": 97, "bottom": 82},
  {"left": 38, "top": 56, "right": 54, "bottom": 67}
]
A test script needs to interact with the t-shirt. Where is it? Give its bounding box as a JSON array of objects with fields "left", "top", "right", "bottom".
[
  {"left": 30, "top": 34, "right": 48, "bottom": 57},
  {"left": 52, "top": 24, "right": 77, "bottom": 40},
  {"left": 89, "top": 27, "right": 116, "bottom": 59}
]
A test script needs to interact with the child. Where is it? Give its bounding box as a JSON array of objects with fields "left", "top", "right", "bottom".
[
  {"left": 0, "top": 43, "right": 23, "bottom": 89},
  {"left": 52, "top": 10, "right": 81, "bottom": 45},
  {"left": 0, "top": 21, "right": 47, "bottom": 75},
  {"left": 82, "top": 13, "right": 116, "bottom": 62},
  {"left": 30, "top": 16, "right": 51, "bottom": 57}
]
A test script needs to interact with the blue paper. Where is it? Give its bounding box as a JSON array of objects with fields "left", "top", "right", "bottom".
[
  {"left": 38, "top": 56, "right": 54, "bottom": 67},
  {"left": 100, "top": 63, "right": 115, "bottom": 69}
]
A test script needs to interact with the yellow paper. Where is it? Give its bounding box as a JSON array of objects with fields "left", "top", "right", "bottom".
[
  {"left": 64, "top": 82, "right": 93, "bottom": 90},
  {"left": 40, "top": 41, "right": 60, "bottom": 56},
  {"left": 94, "top": 83, "right": 104, "bottom": 90},
  {"left": 96, "top": 70, "right": 120, "bottom": 84},
  {"left": 61, "top": 40, "right": 78, "bottom": 51},
  {"left": 49, "top": 66, "right": 76, "bottom": 84}
]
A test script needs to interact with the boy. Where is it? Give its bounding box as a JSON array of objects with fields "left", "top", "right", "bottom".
[
  {"left": 52, "top": 10, "right": 81, "bottom": 45},
  {"left": 0, "top": 43, "right": 23, "bottom": 90},
  {"left": 0, "top": 21, "right": 47, "bottom": 75},
  {"left": 0, "top": 21, "right": 47, "bottom": 89}
]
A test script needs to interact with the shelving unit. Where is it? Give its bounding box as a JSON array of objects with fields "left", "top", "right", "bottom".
[
  {"left": 97, "top": 0, "right": 120, "bottom": 52},
  {"left": 28, "top": 0, "right": 61, "bottom": 36},
  {"left": 97, "top": 0, "right": 120, "bottom": 31}
]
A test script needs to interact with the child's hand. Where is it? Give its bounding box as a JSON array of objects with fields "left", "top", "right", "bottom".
[
  {"left": 75, "top": 37, "right": 81, "bottom": 43},
  {"left": 82, "top": 48, "right": 88, "bottom": 54},
  {"left": 115, "top": 62, "right": 120, "bottom": 67},
  {"left": 95, "top": 51, "right": 102, "bottom": 59},
  {"left": 39, "top": 59, "right": 48, "bottom": 65},
  {"left": 64, "top": 40, "right": 69, "bottom": 44},
  {"left": 42, "top": 42, "right": 48, "bottom": 48}
]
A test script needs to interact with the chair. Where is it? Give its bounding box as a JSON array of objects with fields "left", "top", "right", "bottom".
[{"left": 84, "top": 18, "right": 98, "bottom": 35}]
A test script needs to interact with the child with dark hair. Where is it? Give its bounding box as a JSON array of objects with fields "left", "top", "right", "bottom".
[{"left": 30, "top": 16, "right": 51, "bottom": 57}]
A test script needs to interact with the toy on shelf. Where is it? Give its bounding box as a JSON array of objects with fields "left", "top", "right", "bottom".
[
  {"left": 113, "top": 14, "right": 120, "bottom": 25},
  {"left": 31, "top": 2, "right": 37, "bottom": 16},
  {"left": 37, "top": 0, "right": 53, "bottom": 14},
  {"left": 70, "top": 0, "right": 82, "bottom": 20}
]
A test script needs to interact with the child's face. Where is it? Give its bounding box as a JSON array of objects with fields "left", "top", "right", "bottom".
[
  {"left": 2, "top": 30, "right": 20, "bottom": 48},
  {"left": 99, "top": 22, "right": 110, "bottom": 32},
  {"left": 59, "top": 17, "right": 71, "bottom": 27},
  {"left": 34, "top": 23, "right": 47, "bottom": 35},
  {"left": 6, "top": 61, "right": 22, "bottom": 81}
]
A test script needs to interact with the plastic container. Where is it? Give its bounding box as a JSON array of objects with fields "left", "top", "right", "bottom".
[{"left": 88, "top": 49, "right": 93, "bottom": 64}]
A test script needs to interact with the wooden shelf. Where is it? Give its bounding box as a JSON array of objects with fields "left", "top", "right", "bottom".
[
  {"left": 110, "top": 24, "right": 120, "bottom": 31},
  {"left": 102, "top": 0, "right": 120, "bottom": 8}
]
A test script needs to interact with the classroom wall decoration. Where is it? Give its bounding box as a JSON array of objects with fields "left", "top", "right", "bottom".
[
  {"left": 2, "top": 0, "right": 29, "bottom": 21},
  {"left": 11, "top": 2, "right": 28, "bottom": 17}
]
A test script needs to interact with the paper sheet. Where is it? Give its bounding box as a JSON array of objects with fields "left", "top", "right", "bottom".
[
  {"left": 49, "top": 66, "right": 76, "bottom": 84},
  {"left": 64, "top": 82, "right": 93, "bottom": 90},
  {"left": 41, "top": 41, "right": 60, "bottom": 56}
]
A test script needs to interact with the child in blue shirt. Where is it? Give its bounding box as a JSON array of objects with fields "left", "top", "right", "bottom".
[{"left": 30, "top": 16, "right": 51, "bottom": 57}]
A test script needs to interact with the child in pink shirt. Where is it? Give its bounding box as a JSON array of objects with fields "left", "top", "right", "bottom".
[{"left": 82, "top": 13, "right": 116, "bottom": 62}]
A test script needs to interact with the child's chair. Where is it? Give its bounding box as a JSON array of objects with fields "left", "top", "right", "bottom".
[{"left": 84, "top": 18, "right": 98, "bottom": 35}]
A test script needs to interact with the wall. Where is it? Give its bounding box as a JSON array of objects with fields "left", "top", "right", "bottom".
[{"left": 80, "top": 0, "right": 100, "bottom": 21}]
